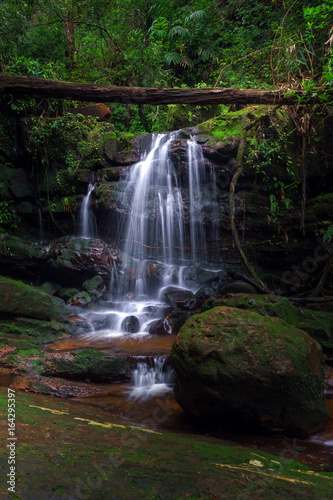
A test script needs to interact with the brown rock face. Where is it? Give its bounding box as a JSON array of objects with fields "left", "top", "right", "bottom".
[{"left": 68, "top": 103, "right": 111, "bottom": 120}]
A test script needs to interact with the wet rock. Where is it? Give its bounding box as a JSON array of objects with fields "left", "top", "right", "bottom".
[
  {"left": 104, "top": 137, "right": 119, "bottom": 160},
  {"left": 45, "top": 236, "right": 121, "bottom": 284},
  {"left": 149, "top": 310, "right": 197, "bottom": 336},
  {"left": 171, "top": 306, "right": 329, "bottom": 437},
  {"left": 164, "top": 290, "right": 198, "bottom": 310},
  {"left": 103, "top": 166, "right": 126, "bottom": 181},
  {"left": 83, "top": 275, "right": 105, "bottom": 300},
  {"left": 0, "top": 275, "right": 61, "bottom": 320},
  {"left": 0, "top": 233, "right": 121, "bottom": 287},
  {"left": 58, "top": 287, "right": 80, "bottom": 301},
  {"left": 149, "top": 318, "right": 169, "bottom": 335},
  {"left": 216, "top": 280, "right": 257, "bottom": 295},
  {"left": 40, "top": 281, "right": 61, "bottom": 296},
  {"left": 201, "top": 137, "right": 240, "bottom": 162},
  {"left": 62, "top": 315, "right": 93, "bottom": 336},
  {"left": 68, "top": 291, "right": 92, "bottom": 307},
  {"left": 111, "top": 150, "right": 141, "bottom": 166},
  {"left": 11, "top": 373, "right": 107, "bottom": 398},
  {"left": 0, "top": 165, "right": 33, "bottom": 199},
  {"left": 194, "top": 285, "right": 215, "bottom": 307},
  {"left": 121, "top": 316, "right": 140, "bottom": 334}
]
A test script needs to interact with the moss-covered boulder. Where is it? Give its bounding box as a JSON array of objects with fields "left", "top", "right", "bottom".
[
  {"left": 171, "top": 306, "right": 329, "bottom": 436},
  {"left": 4, "top": 347, "right": 130, "bottom": 382},
  {"left": 202, "top": 294, "right": 333, "bottom": 353},
  {"left": 50, "top": 349, "right": 129, "bottom": 380},
  {"left": 0, "top": 275, "right": 61, "bottom": 320}
]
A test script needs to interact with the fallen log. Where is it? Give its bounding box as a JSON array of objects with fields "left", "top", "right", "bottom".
[{"left": 0, "top": 74, "right": 330, "bottom": 105}]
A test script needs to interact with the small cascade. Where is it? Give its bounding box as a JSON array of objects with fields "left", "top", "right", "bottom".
[
  {"left": 38, "top": 207, "right": 44, "bottom": 242},
  {"left": 78, "top": 183, "right": 98, "bottom": 238},
  {"left": 187, "top": 138, "right": 207, "bottom": 261},
  {"left": 128, "top": 356, "right": 174, "bottom": 399}
]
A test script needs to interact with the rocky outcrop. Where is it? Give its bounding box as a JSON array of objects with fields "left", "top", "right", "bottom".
[
  {"left": 0, "top": 233, "right": 121, "bottom": 287},
  {"left": 171, "top": 306, "right": 329, "bottom": 436}
]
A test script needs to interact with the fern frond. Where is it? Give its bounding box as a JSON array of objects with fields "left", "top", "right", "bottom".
[
  {"left": 164, "top": 51, "right": 181, "bottom": 66},
  {"left": 168, "top": 26, "right": 189, "bottom": 38},
  {"left": 148, "top": 16, "right": 169, "bottom": 38},
  {"left": 187, "top": 10, "right": 207, "bottom": 23}
]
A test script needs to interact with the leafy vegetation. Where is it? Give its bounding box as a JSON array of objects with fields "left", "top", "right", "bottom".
[{"left": 1, "top": 0, "right": 332, "bottom": 91}]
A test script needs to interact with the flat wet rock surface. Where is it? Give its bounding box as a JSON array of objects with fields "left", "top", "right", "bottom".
[
  {"left": 47, "top": 333, "right": 175, "bottom": 357},
  {"left": 1, "top": 388, "right": 333, "bottom": 500}
]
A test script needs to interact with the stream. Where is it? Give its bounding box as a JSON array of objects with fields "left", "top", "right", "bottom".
[{"left": 42, "top": 132, "right": 333, "bottom": 471}]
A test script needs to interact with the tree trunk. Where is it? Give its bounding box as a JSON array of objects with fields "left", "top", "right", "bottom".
[{"left": 0, "top": 75, "right": 331, "bottom": 105}]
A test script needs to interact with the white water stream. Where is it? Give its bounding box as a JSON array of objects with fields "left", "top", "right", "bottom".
[{"left": 78, "top": 133, "right": 223, "bottom": 398}]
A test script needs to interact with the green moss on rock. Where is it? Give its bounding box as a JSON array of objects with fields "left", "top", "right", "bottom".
[
  {"left": 0, "top": 317, "right": 65, "bottom": 341},
  {"left": 52, "top": 349, "right": 129, "bottom": 380},
  {"left": 202, "top": 294, "right": 333, "bottom": 351},
  {"left": 0, "top": 275, "right": 61, "bottom": 320},
  {"left": 171, "top": 306, "right": 329, "bottom": 436}
]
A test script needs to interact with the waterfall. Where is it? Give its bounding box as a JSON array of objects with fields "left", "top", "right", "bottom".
[
  {"left": 117, "top": 134, "right": 185, "bottom": 297},
  {"left": 187, "top": 138, "right": 207, "bottom": 262},
  {"left": 38, "top": 207, "right": 44, "bottom": 242},
  {"left": 116, "top": 133, "right": 218, "bottom": 299},
  {"left": 128, "top": 357, "right": 174, "bottom": 399},
  {"left": 78, "top": 183, "right": 98, "bottom": 238},
  {"left": 82, "top": 132, "right": 223, "bottom": 338}
]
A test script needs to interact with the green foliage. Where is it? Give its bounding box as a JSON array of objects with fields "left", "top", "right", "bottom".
[
  {"left": 249, "top": 119, "right": 300, "bottom": 215},
  {"left": 0, "top": 200, "right": 20, "bottom": 230},
  {"left": 6, "top": 55, "right": 63, "bottom": 79},
  {"left": 26, "top": 113, "right": 101, "bottom": 175},
  {"left": 0, "top": 183, "right": 20, "bottom": 231},
  {"left": 316, "top": 220, "right": 333, "bottom": 242}
]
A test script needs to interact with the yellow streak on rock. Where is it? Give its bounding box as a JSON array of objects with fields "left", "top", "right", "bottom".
[
  {"left": 29, "top": 405, "right": 69, "bottom": 415},
  {"left": 74, "top": 417, "right": 162, "bottom": 434},
  {"left": 215, "top": 464, "right": 313, "bottom": 485}
]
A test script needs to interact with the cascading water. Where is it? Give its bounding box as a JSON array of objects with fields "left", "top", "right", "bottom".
[
  {"left": 78, "top": 183, "right": 98, "bottom": 238},
  {"left": 83, "top": 133, "right": 223, "bottom": 338},
  {"left": 128, "top": 356, "right": 174, "bottom": 399},
  {"left": 38, "top": 207, "right": 44, "bottom": 243}
]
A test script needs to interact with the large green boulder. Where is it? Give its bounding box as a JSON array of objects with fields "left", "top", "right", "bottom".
[
  {"left": 0, "top": 275, "right": 61, "bottom": 320},
  {"left": 171, "top": 306, "right": 329, "bottom": 436},
  {"left": 202, "top": 293, "right": 333, "bottom": 352}
]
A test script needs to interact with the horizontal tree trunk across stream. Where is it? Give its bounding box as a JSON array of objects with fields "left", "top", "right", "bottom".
[{"left": 0, "top": 75, "right": 330, "bottom": 106}]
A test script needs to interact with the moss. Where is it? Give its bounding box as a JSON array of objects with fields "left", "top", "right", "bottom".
[
  {"left": 53, "top": 349, "right": 128, "bottom": 379},
  {"left": 7, "top": 348, "right": 47, "bottom": 374},
  {"left": 202, "top": 294, "right": 333, "bottom": 351},
  {"left": 171, "top": 306, "right": 328, "bottom": 435},
  {"left": 96, "top": 182, "right": 115, "bottom": 205},
  {"left": 0, "top": 388, "right": 332, "bottom": 499},
  {"left": 0, "top": 318, "right": 65, "bottom": 341},
  {"left": 307, "top": 192, "right": 333, "bottom": 221},
  {"left": 196, "top": 105, "right": 274, "bottom": 139},
  {"left": 0, "top": 275, "right": 61, "bottom": 320}
]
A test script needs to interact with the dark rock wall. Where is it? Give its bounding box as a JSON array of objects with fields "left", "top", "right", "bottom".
[{"left": 0, "top": 104, "right": 332, "bottom": 295}]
